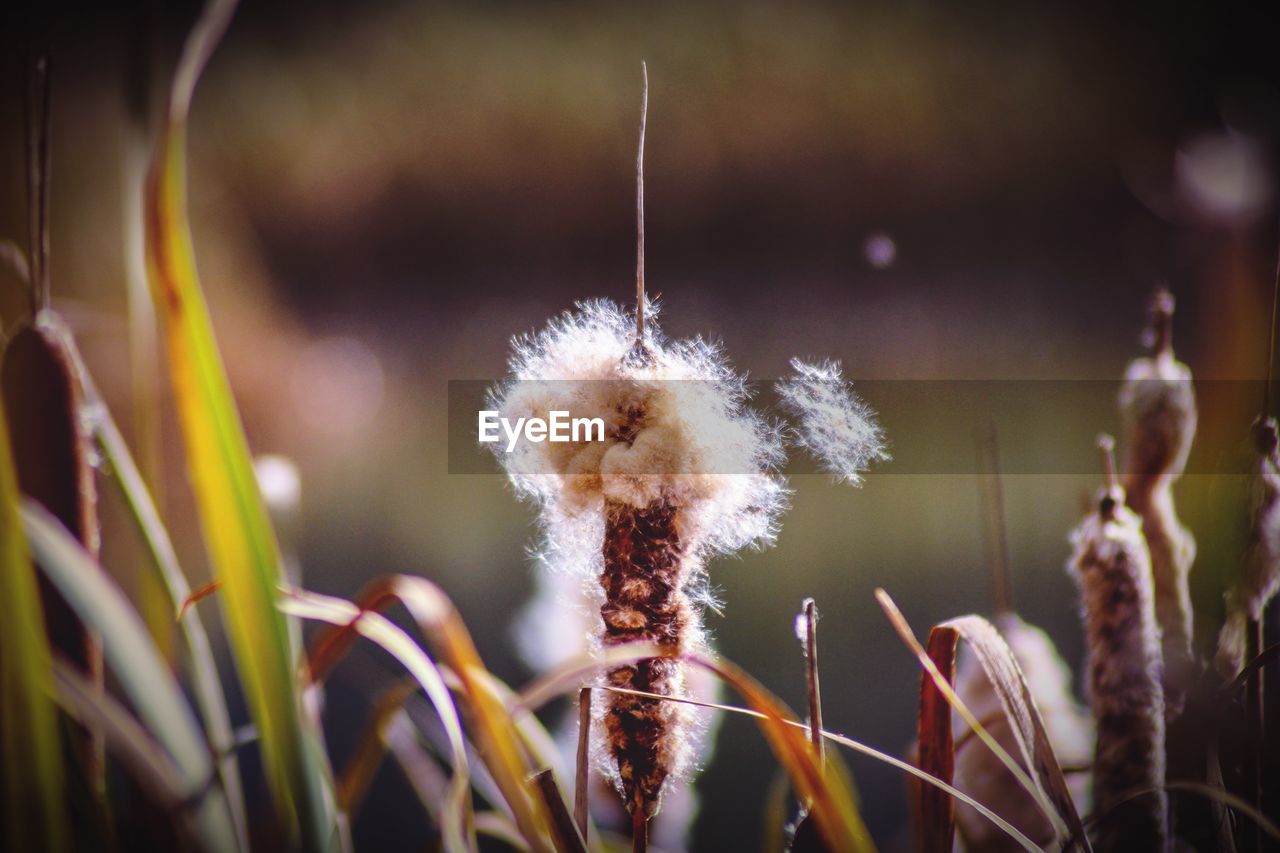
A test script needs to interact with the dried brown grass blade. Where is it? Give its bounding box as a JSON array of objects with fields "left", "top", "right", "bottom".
[
  {"left": 50, "top": 657, "right": 187, "bottom": 819},
  {"left": 519, "top": 649, "right": 1036, "bottom": 850},
  {"left": 532, "top": 769, "right": 587, "bottom": 853},
  {"left": 916, "top": 624, "right": 958, "bottom": 853},
  {"left": 280, "top": 588, "right": 475, "bottom": 851},
  {"left": 1223, "top": 641, "right": 1280, "bottom": 696},
  {"left": 575, "top": 688, "right": 591, "bottom": 842},
  {"left": 335, "top": 679, "right": 420, "bottom": 815},
  {"left": 2, "top": 314, "right": 104, "bottom": 789},
  {"left": 519, "top": 642, "right": 874, "bottom": 852},
  {"left": 875, "top": 589, "right": 1091, "bottom": 851},
  {"left": 801, "top": 598, "right": 825, "bottom": 765},
  {"left": 1, "top": 318, "right": 100, "bottom": 661},
  {"left": 302, "top": 577, "right": 559, "bottom": 853}
]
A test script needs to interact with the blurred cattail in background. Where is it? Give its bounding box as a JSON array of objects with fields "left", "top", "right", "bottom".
[
  {"left": 948, "top": 614, "right": 1094, "bottom": 851},
  {"left": 1216, "top": 418, "right": 1280, "bottom": 676},
  {"left": 1068, "top": 436, "right": 1167, "bottom": 851},
  {"left": 1117, "top": 288, "right": 1197, "bottom": 716}
]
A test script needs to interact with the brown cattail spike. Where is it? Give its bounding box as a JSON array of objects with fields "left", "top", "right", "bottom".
[
  {"left": 1068, "top": 448, "right": 1167, "bottom": 851},
  {"left": 1217, "top": 417, "right": 1280, "bottom": 676},
  {"left": 1119, "top": 289, "right": 1198, "bottom": 721},
  {"left": 601, "top": 498, "right": 690, "bottom": 821}
]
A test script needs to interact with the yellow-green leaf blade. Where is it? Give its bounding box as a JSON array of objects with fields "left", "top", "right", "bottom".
[
  {"left": 144, "top": 0, "right": 333, "bottom": 842},
  {"left": 0, "top": 400, "right": 68, "bottom": 852}
]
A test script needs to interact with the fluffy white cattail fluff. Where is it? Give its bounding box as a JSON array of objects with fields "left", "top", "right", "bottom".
[
  {"left": 776, "top": 359, "right": 888, "bottom": 485},
  {"left": 1067, "top": 466, "right": 1167, "bottom": 852},
  {"left": 489, "top": 298, "right": 786, "bottom": 820},
  {"left": 1118, "top": 289, "right": 1197, "bottom": 715},
  {"left": 1215, "top": 418, "right": 1280, "bottom": 676},
  {"left": 950, "top": 613, "right": 1094, "bottom": 852}
]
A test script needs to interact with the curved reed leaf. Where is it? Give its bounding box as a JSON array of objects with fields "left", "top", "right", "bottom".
[
  {"left": 303, "top": 576, "right": 560, "bottom": 853},
  {"left": 65, "top": 335, "right": 248, "bottom": 850},
  {"left": 875, "top": 590, "right": 1090, "bottom": 851},
  {"left": 935, "top": 617, "right": 1090, "bottom": 851},
  {"left": 281, "top": 588, "right": 475, "bottom": 852},
  {"left": 51, "top": 658, "right": 186, "bottom": 818},
  {"left": 516, "top": 643, "right": 875, "bottom": 852},
  {"left": 518, "top": 646, "right": 1037, "bottom": 851},
  {"left": 22, "top": 502, "right": 238, "bottom": 853},
  {"left": 144, "top": 0, "right": 335, "bottom": 844},
  {"left": 0, "top": 404, "right": 67, "bottom": 852}
]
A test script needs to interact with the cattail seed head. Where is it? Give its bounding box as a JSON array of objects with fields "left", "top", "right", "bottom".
[
  {"left": 489, "top": 298, "right": 786, "bottom": 818},
  {"left": 950, "top": 614, "right": 1094, "bottom": 851},
  {"left": 1067, "top": 467, "right": 1168, "bottom": 851},
  {"left": 1118, "top": 288, "right": 1197, "bottom": 715},
  {"left": 1215, "top": 417, "right": 1280, "bottom": 676},
  {"left": 1119, "top": 289, "right": 1196, "bottom": 488}
]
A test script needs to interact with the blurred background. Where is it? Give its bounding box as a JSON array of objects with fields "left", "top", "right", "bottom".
[{"left": 3, "top": 0, "right": 1280, "bottom": 848}]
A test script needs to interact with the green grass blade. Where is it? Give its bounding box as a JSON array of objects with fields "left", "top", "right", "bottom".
[
  {"left": 0, "top": 402, "right": 68, "bottom": 852},
  {"left": 51, "top": 658, "right": 188, "bottom": 820},
  {"left": 283, "top": 588, "right": 476, "bottom": 851},
  {"left": 22, "top": 500, "right": 239, "bottom": 853},
  {"left": 143, "top": 0, "right": 335, "bottom": 845},
  {"left": 69, "top": 344, "right": 249, "bottom": 850}
]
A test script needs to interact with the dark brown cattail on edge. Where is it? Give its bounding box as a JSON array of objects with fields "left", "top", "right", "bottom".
[
  {"left": 1216, "top": 419, "right": 1280, "bottom": 677},
  {"left": 1068, "top": 436, "right": 1168, "bottom": 852},
  {"left": 1, "top": 314, "right": 101, "bottom": 682},
  {"left": 1118, "top": 288, "right": 1197, "bottom": 718}
]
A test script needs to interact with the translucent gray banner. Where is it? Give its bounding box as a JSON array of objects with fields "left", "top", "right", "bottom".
[{"left": 447, "top": 379, "right": 1270, "bottom": 475}]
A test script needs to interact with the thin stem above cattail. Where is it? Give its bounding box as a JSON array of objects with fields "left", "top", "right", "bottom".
[
  {"left": 800, "top": 598, "right": 825, "bottom": 765},
  {"left": 976, "top": 424, "right": 1013, "bottom": 616},
  {"left": 26, "top": 47, "right": 52, "bottom": 314},
  {"left": 635, "top": 62, "right": 648, "bottom": 347}
]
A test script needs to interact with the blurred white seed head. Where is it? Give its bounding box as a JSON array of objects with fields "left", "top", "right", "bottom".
[
  {"left": 951, "top": 614, "right": 1094, "bottom": 851},
  {"left": 1216, "top": 424, "right": 1280, "bottom": 675},
  {"left": 1118, "top": 292, "right": 1196, "bottom": 485},
  {"left": 775, "top": 359, "right": 888, "bottom": 485}
]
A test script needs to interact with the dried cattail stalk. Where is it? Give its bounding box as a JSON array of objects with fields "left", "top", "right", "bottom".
[
  {"left": 1067, "top": 436, "right": 1167, "bottom": 851},
  {"left": 1, "top": 311, "right": 107, "bottom": 807},
  {"left": 516, "top": 540, "right": 722, "bottom": 851},
  {"left": 490, "top": 298, "right": 786, "bottom": 823},
  {"left": 949, "top": 613, "right": 1094, "bottom": 851},
  {"left": 1215, "top": 418, "right": 1280, "bottom": 677},
  {"left": 1118, "top": 288, "right": 1197, "bottom": 715},
  {"left": 0, "top": 313, "right": 101, "bottom": 675}
]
